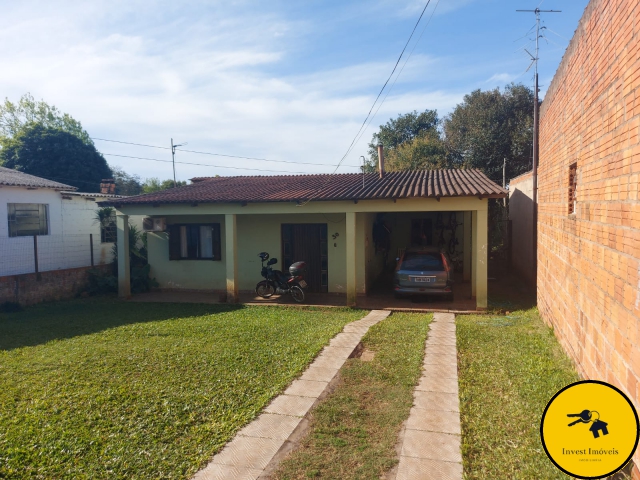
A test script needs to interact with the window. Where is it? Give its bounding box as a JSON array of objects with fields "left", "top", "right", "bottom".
[
  {"left": 169, "top": 224, "right": 221, "bottom": 260},
  {"left": 7, "top": 203, "right": 49, "bottom": 237},
  {"left": 568, "top": 163, "right": 578, "bottom": 214},
  {"left": 100, "top": 214, "right": 117, "bottom": 243}
]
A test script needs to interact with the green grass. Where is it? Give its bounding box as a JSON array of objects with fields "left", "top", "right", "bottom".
[
  {"left": 0, "top": 298, "right": 363, "bottom": 479},
  {"left": 272, "top": 312, "right": 431, "bottom": 480},
  {"left": 457, "top": 307, "right": 580, "bottom": 479}
]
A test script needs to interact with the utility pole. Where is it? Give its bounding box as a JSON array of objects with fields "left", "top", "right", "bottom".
[
  {"left": 503, "top": 157, "right": 507, "bottom": 207},
  {"left": 516, "top": 7, "right": 560, "bottom": 286},
  {"left": 170, "top": 138, "right": 187, "bottom": 188}
]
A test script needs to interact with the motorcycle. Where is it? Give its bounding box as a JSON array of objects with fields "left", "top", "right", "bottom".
[{"left": 255, "top": 252, "right": 307, "bottom": 303}]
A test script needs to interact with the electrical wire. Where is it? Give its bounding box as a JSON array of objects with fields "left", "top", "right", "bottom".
[
  {"left": 350, "top": 0, "right": 441, "bottom": 154},
  {"left": 103, "top": 153, "right": 311, "bottom": 174},
  {"left": 92, "top": 137, "right": 360, "bottom": 168},
  {"left": 328, "top": 0, "right": 434, "bottom": 174},
  {"left": 301, "top": 0, "right": 435, "bottom": 205}
]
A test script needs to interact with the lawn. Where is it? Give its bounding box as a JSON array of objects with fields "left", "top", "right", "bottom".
[
  {"left": 0, "top": 298, "right": 363, "bottom": 479},
  {"left": 272, "top": 312, "right": 431, "bottom": 480},
  {"left": 457, "top": 307, "right": 580, "bottom": 479}
]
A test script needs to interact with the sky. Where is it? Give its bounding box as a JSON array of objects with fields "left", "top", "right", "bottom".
[{"left": 0, "top": 0, "right": 590, "bottom": 182}]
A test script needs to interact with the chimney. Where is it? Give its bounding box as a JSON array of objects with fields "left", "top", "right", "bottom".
[
  {"left": 100, "top": 178, "right": 116, "bottom": 195},
  {"left": 377, "top": 142, "right": 385, "bottom": 179}
]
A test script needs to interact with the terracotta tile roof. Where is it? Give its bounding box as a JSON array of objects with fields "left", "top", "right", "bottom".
[
  {"left": 107, "top": 169, "right": 507, "bottom": 206},
  {"left": 0, "top": 166, "right": 77, "bottom": 190}
]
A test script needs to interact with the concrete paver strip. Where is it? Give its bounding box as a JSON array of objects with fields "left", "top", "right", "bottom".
[
  {"left": 392, "top": 312, "right": 462, "bottom": 480},
  {"left": 191, "top": 310, "right": 390, "bottom": 480}
]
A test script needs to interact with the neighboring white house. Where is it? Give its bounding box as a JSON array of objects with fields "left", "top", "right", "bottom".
[{"left": 0, "top": 167, "right": 142, "bottom": 277}]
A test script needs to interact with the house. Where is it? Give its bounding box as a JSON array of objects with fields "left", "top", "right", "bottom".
[
  {"left": 105, "top": 168, "right": 507, "bottom": 310},
  {"left": 0, "top": 167, "right": 141, "bottom": 304},
  {"left": 510, "top": 0, "right": 639, "bottom": 475}
]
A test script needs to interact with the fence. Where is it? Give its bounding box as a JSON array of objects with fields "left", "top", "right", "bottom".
[{"left": 0, "top": 234, "right": 115, "bottom": 278}]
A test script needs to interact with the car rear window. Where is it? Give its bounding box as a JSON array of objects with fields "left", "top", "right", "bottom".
[{"left": 400, "top": 253, "right": 444, "bottom": 272}]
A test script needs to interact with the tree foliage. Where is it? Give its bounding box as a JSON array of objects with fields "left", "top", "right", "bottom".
[
  {"left": 111, "top": 166, "right": 143, "bottom": 196},
  {"left": 366, "top": 109, "right": 440, "bottom": 172},
  {"left": 142, "top": 178, "right": 187, "bottom": 193},
  {"left": 443, "top": 84, "right": 534, "bottom": 184},
  {"left": 384, "top": 130, "right": 448, "bottom": 171},
  {"left": 0, "top": 93, "right": 92, "bottom": 145},
  {"left": 0, "top": 124, "right": 111, "bottom": 192}
]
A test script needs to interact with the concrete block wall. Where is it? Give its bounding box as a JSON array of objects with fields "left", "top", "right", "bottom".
[
  {"left": 0, "top": 264, "right": 110, "bottom": 306},
  {"left": 538, "top": 0, "right": 640, "bottom": 473}
]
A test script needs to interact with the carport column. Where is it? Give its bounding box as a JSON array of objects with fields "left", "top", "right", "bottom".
[
  {"left": 116, "top": 214, "right": 131, "bottom": 298},
  {"left": 346, "top": 212, "right": 357, "bottom": 306},
  {"left": 463, "top": 211, "right": 472, "bottom": 282},
  {"left": 473, "top": 208, "right": 488, "bottom": 309},
  {"left": 225, "top": 214, "right": 239, "bottom": 303}
]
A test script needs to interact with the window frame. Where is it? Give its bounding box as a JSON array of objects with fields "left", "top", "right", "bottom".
[
  {"left": 168, "top": 223, "right": 221, "bottom": 261},
  {"left": 100, "top": 214, "right": 117, "bottom": 243},
  {"left": 7, "top": 203, "right": 49, "bottom": 237}
]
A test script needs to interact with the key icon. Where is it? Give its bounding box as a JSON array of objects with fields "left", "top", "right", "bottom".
[{"left": 567, "top": 409, "right": 592, "bottom": 426}]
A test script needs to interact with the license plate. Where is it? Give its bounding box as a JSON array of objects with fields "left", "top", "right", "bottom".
[
  {"left": 298, "top": 280, "right": 307, "bottom": 288},
  {"left": 410, "top": 276, "right": 435, "bottom": 283}
]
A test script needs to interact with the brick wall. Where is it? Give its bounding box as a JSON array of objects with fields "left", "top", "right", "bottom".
[
  {"left": 538, "top": 0, "right": 640, "bottom": 472},
  {"left": 508, "top": 171, "right": 535, "bottom": 285},
  {"left": 0, "top": 264, "right": 110, "bottom": 306}
]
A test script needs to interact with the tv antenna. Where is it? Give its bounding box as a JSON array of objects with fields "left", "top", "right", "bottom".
[
  {"left": 516, "top": 7, "right": 561, "bottom": 291},
  {"left": 171, "top": 138, "right": 188, "bottom": 188}
]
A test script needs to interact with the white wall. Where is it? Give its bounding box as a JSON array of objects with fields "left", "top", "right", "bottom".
[{"left": 0, "top": 186, "right": 142, "bottom": 276}]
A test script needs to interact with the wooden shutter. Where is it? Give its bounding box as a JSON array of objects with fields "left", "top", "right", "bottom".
[{"left": 168, "top": 224, "right": 181, "bottom": 260}]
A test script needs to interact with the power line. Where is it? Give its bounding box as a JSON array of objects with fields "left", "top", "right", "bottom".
[
  {"left": 92, "top": 137, "right": 360, "bottom": 168},
  {"left": 328, "top": 0, "right": 434, "bottom": 175},
  {"left": 350, "top": 0, "right": 441, "bottom": 154},
  {"left": 103, "top": 153, "right": 311, "bottom": 174},
  {"left": 301, "top": 0, "right": 435, "bottom": 205}
]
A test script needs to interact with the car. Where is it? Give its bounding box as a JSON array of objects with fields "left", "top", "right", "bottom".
[{"left": 393, "top": 247, "right": 454, "bottom": 300}]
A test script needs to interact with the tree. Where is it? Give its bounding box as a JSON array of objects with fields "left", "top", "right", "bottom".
[
  {"left": 443, "top": 84, "right": 534, "bottom": 184},
  {"left": 142, "top": 177, "right": 187, "bottom": 193},
  {"left": 0, "top": 124, "right": 111, "bottom": 192},
  {"left": 111, "top": 166, "right": 143, "bottom": 196},
  {"left": 365, "top": 109, "right": 440, "bottom": 172},
  {"left": 384, "top": 130, "right": 448, "bottom": 171},
  {"left": 0, "top": 93, "right": 92, "bottom": 145}
]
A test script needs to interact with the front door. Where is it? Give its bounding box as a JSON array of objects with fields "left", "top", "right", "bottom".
[{"left": 282, "top": 224, "right": 328, "bottom": 293}]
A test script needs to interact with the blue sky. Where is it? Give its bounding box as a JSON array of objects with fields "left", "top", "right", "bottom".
[{"left": 0, "top": 0, "right": 589, "bottom": 181}]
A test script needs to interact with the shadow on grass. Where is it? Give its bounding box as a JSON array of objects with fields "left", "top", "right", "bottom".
[{"left": 0, "top": 296, "right": 245, "bottom": 351}]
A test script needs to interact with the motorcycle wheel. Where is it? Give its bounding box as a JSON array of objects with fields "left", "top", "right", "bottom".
[
  {"left": 256, "top": 281, "right": 275, "bottom": 298},
  {"left": 290, "top": 285, "right": 305, "bottom": 303}
]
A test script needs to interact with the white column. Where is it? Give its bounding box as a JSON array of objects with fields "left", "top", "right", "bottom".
[
  {"left": 346, "top": 212, "right": 357, "bottom": 307},
  {"left": 116, "top": 214, "right": 131, "bottom": 298},
  {"left": 225, "top": 214, "right": 239, "bottom": 303}
]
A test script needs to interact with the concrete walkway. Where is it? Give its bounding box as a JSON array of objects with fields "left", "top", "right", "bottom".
[
  {"left": 392, "top": 312, "right": 463, "bottom": 480},
  {"left": 192, "top": 310, "right": 391, "bottom": 480}
]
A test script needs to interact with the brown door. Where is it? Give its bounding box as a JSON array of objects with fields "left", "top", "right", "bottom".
[{"left": 282, "top": 224, "right": 328, "bottom": 293}]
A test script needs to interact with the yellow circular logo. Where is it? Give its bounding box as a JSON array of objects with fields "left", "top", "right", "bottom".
[{"left": 540, "top": 380, "right": 639, "bottom": 479}]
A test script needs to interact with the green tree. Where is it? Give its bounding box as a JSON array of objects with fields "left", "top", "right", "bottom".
[
  {"left": 0, "top": 124, "right": 111, "bottom": 192},
  {"left": 443, "top": 84, "right": 534, "bottom": 184},
  {"left": 111, "top": 166, "right": 143, "bottom": 196},
  {"left": 384, "top": 130, "right": 448, "bottom": 171},
  {"left": 142, "top": 177, "right": 187, "bottom": 193},
  {"left": 0, "top": 93, "right": 92, "bottom": 145},
  {"left": 366, "top": 109, "right": 440, "bottom": 172}
]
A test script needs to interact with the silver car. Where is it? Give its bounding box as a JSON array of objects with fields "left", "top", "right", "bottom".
[{"left": 393, "top": 247, "right": 454, "bottom": 300}]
